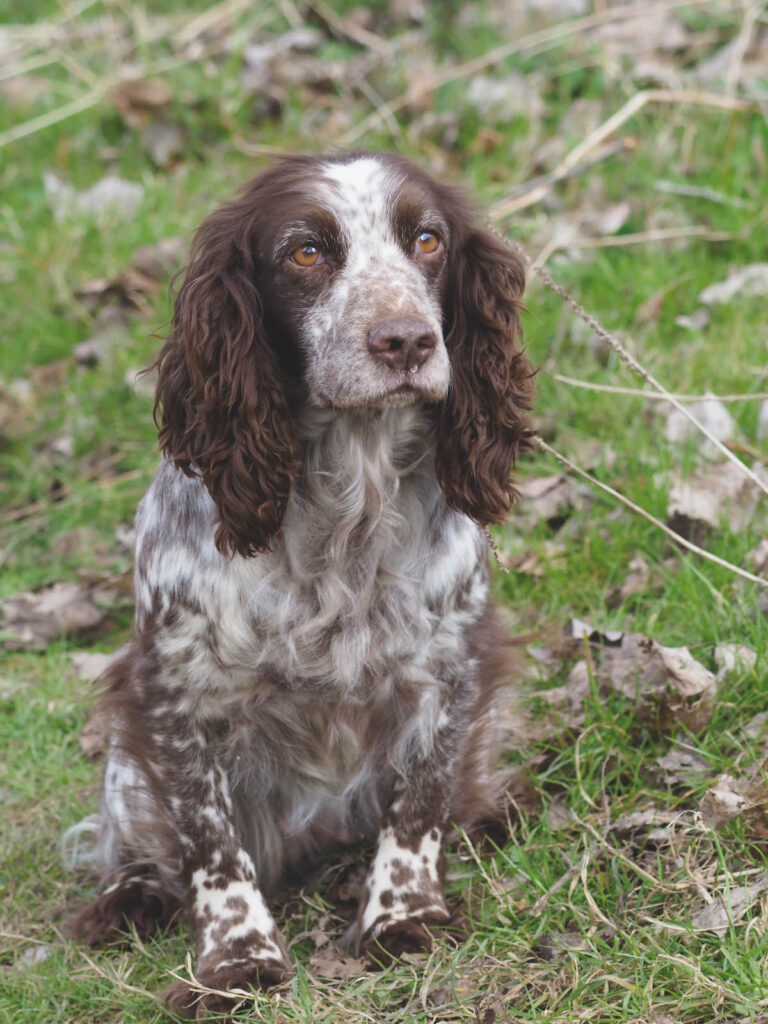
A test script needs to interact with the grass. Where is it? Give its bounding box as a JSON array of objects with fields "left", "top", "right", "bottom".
[{"left": 2, "top": 1, "right": 768, "bottom": 1022}]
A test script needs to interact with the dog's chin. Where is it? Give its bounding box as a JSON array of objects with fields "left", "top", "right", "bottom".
[{"left": 313, "top": 378, "right": 449, "bottom": 412}]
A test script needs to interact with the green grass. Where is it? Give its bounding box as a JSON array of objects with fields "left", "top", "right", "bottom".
[{"left": 2, "top": 1, "right": 768, "bottom": 1021}]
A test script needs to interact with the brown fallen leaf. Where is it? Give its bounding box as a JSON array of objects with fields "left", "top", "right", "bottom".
[
  {"left": 112, "top": 77, "right": 173, "bottom": 129},
  {"left": 603, "top": 635, "right": 717, "bottom": 735},
  {"left": 714, "top": 642, "right": 757, "bottom": 681},
  {"left": 70, "top": 650, "right": 117, "bottom": 682},
  {"left": 665, "top": 394, "right": 737, "bottom": 455},
  {"left": 76, "top": 237, "right": 186, "bottom": 314},
  {"left": 517, "top": 473, "right": 592, "bottom": 529},
  {"left": 309, "top": 945, "right": 369, "bottom": 980},
  {"left": 651, "top": 744, "right": 711, "bottom": 789},
  {"left": 606, "top": 554, "right": 652, "bottom": 609},
  {"left": 666, "top": 460, "right": 768, "bottom": 534},
  {"left": 79, "top": 705, "right": 111, "bottom": 759},
  {"left": 699, "top": 769, "right": 768, "bottom": 838},
  {"left": 689, "top": 874, "right": 768, "bottom": 935},
  {"left": 1, "top": 583, "right": 107, "bottom": 650}
]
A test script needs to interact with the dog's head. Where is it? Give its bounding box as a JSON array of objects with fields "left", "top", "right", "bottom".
[{"left": 155, "top": 152, "right": 534, "bottom": 557}]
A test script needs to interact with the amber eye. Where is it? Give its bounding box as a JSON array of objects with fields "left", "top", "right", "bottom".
[
  {"left": 291, "top": 244, "right": 322, "bottom": 267},
  {"left": 415, "top": 231, "right": 439, "bottom": 254}
]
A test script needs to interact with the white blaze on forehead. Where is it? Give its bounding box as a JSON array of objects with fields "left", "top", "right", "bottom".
[{"left": 320, "top": 157, "right": 406, "bottom": 271}]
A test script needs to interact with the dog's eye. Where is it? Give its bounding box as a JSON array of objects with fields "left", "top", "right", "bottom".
[
  {"left": 415, "top": 231, "right": 439, "bottom": 254},
  {"left": 291, "top": 244, "right": 323, "bottom": 267}
]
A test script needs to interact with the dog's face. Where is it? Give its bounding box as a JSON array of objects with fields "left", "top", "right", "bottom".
[
  {"left": 255, "top": 154, "right": 452, "bottom": 409},
  {"left": 156, "top": 151, "right": 532, "bottom": 557}
]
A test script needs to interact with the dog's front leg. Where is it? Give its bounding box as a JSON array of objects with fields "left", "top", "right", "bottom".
[
  {"left": 356, "top": 690, "right": 470, "bottom": 961},
  {"left": 157, "top": 726, "right": 293, "bottom": 1018}
]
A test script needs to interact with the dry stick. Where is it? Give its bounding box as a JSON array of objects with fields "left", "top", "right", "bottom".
[
  {"left": 552, "top": 376, "right": 768, "bottom": 403},
  {"left": 533, "top": 436, "right": 768, "bottom": 588},
  {"left": 340, "top": 0, "right": 724, "bottom": 144},
  {"left": 516, "top": 248, "right": 768, "bottom": 503},
  {"left": 557, "top": 225, "right": 735, "bottom": 250}
]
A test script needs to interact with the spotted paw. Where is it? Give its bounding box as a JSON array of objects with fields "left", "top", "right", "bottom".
[{"left": 162, "top": 957, "right": 294, "bottom": 1020}]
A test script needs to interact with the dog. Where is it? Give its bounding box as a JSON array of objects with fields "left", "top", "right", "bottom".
[{"left": 68, "top": 151, "right": 534, "bottom": 1017}]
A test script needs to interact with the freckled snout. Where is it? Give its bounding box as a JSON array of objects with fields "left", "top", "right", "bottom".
[{"left": 367, "top": 317, "right": 438, "bottom": 373}]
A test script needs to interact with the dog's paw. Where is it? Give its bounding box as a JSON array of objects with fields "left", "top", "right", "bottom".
[
  {"left": 362, "top": 917, "right": 434, "bottom": 966},
  {"left": 67, "top": 873, "right": 180, "bottom": 947},
  {"left": 162, "top": 957, "right": 294, "bottom": 1020}
]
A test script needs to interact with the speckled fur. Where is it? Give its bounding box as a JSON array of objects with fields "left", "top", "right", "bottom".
[{"left": 66, "top": 152, "right": 533, "bottom": 1017}]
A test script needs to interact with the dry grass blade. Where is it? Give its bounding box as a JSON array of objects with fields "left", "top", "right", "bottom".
[
  {"left": 554, "top": 225, "right": 735, "bottom": 250},
  {"left": 492, "top": 89, "right": 759, "bottom": 220},
  {"left": 551, "top": 376, "right": 768, "bottom": 403},
  {"left": 533, "top": 436, "right": 768, "bottom": 589}
]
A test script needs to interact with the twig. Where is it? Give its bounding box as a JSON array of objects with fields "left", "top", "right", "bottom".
[
  {"left": 552, "top": 376, "right": 768, "bottom": 403},
  {"left": 515, "top": 247, "right": 768, "bottom": 502},
  {"left": 533, "top": 436, "right": 768, "bottom": 589}
]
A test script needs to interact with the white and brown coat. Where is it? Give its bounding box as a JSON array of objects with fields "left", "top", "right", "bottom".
[{"left": 68, "top": 152, "right": 534, "bottom": 1018}]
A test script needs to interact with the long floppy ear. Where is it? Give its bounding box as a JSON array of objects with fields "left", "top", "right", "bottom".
[
  {"left": 153, "top": 200, "right": 298, "bottom": 558},
  {"left": 434, "top": 227, "right": 534, "bottom": 525}
]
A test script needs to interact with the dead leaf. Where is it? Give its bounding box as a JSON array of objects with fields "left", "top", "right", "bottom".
[
  {"left": 142, "top": 119, "right": 185, "bottom": 168},
  {"left": 675, "top": 308, "right": 710, "bottom": 331},
  {"left": 747, "top": 538, "right": 768, "bottom": 576},
  {"left": 79, "top": 705, "right": 111, "bottom": 758},
  {"left": 700, "top": 769, "right": 768, "bottom": 838},
  {"left": 652, "top": 744, "right": 711, "bottom": 789},
  {"left": 665, "top": 394, "right": 736, "bottom": 454},
  {"left": 666, "top": 460, "right": 767, "bottom": 534},
  {"left": 690, "top": 874, "right": 768, "bottom": 934},
  {"left": 714, "top": 643, "right": 757, "bottom": 681},
  {"left": 73, "top": 325, "right": 126, "bottom": 368},
  {"left": 111, "top": 77, "right": 173, "bottom": 128},
  {"left": 130, "top": 237, "right": 186, "bottom": 279},
  {"left": 605, "top": 636, "right": 717, "bottom": 734},
  {"left": 70, "top": 651, "right": 117, "bottom": 682},
  {"left": 44, "top": 172, "right": 144, "bottom": 222},
  {"left": 536, "top": 660, "right": 590, "bottom": 729},
  {"left": 1, "top": 583, "right": 107, "bottom": 650},
  {"left": 465, "top": 73, "right": 545, "bottom": 123},
  {"left": 606, "top": 554, "right": 652, "bottom": 608},
  {"left": 698, "top": 264, "right": 768, "bottom": 306},
  {"left": 743, "top": 712, "right": 768, "bottom": 741},
  {"left": 610, "top": 808, "right": 696, "bottom": 845},
  {"left": 309, "top": 946, "right": 369, "bottom": 980},
  {"left": 76, "top": 238, "right": 186, "bottom": 314},
  {"left": 517, "top": 474, "right": 592, "bottom": 529}
]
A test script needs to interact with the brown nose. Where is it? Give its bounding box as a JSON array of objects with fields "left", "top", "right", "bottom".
[{"left": 367, "top": 317, "right": 437, "bottom": 372}]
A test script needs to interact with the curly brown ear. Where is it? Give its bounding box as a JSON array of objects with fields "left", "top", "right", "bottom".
[
  {"left": 434, "top": 228, "right": 534, "bottom": 525},
  {"left": 153, "top": 202, "right": 298, "bottom": 558}
]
